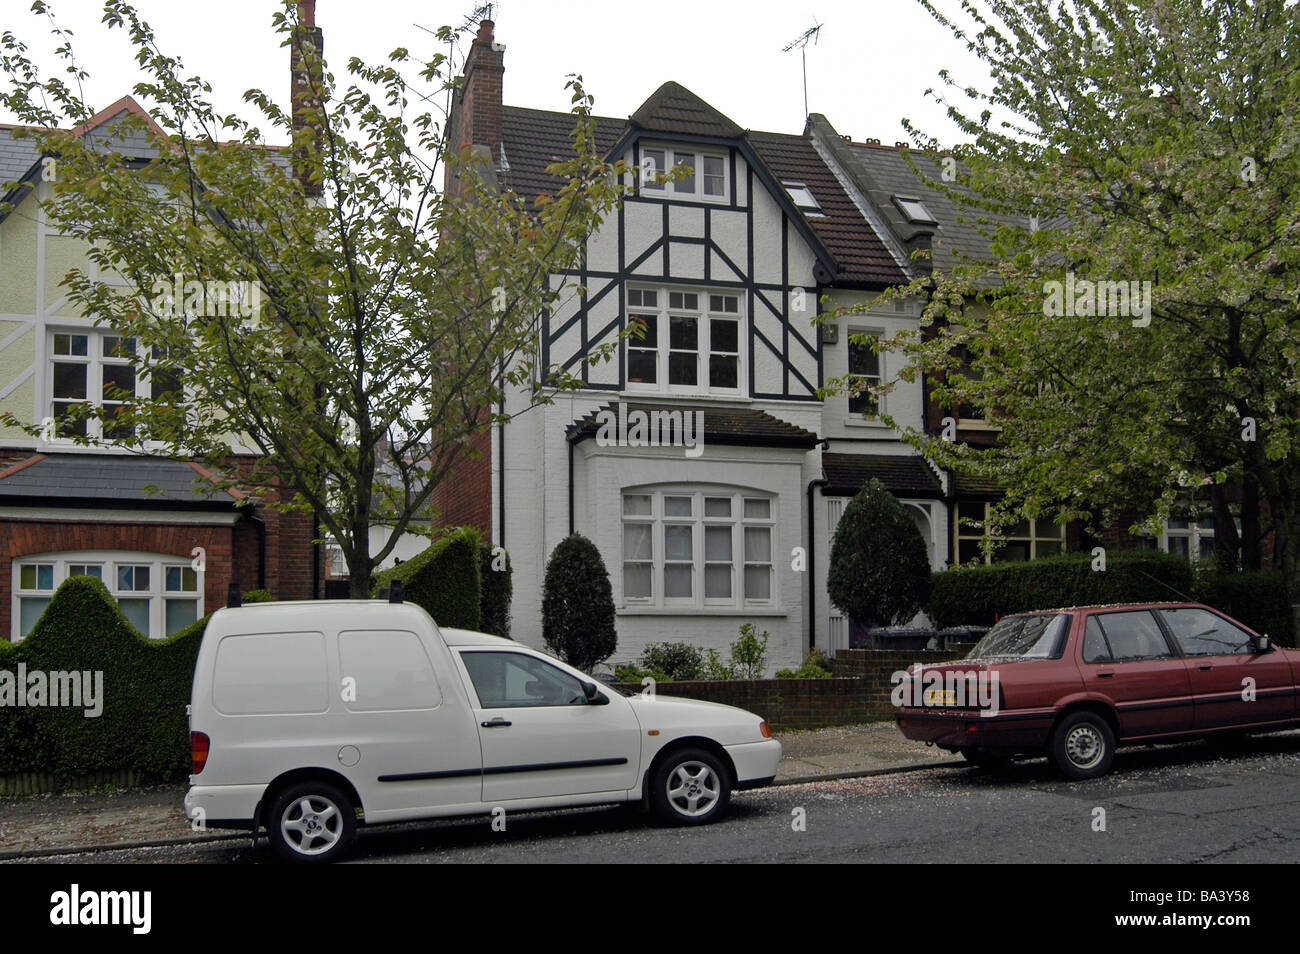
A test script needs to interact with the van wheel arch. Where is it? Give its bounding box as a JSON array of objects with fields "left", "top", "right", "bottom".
[
  {"left": 258, "top": 768, "right": 364, "bottom": 830},
  {"left": 641, "top": 737, "right": 737, "bottom": 808}
]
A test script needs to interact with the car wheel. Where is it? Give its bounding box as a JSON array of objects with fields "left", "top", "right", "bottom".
[
  {"left": 1050, "top": 711, "right": 1115, "bottom": 780},
  {"left": 650, "top": 747, "right": 731, "bottom": 825},
  {"left": 267, "top": 780, "right": 356, "bottom": 863}
]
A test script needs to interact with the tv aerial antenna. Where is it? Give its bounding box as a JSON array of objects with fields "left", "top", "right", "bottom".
[
  {"left": 414, "top": 4, "right": 496, "bottom": 116},
  {"left": 782, "top": 19, "right": 823, "bottom": 118}
]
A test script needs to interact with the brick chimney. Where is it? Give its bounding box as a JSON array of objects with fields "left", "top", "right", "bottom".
[
  {"left": 291, "top": 0, "right": 325, "bottom": 198},
  {"left": 446, "top": 19, "right": 505, "bottom": 195}
]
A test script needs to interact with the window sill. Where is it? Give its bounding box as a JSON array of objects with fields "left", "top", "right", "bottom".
[
  {"left": 617, "top": 606, "right": 787, "bottom": 617},
  {"left": 619, "top": 391, "right": 752, "bottom": 405},
  {"left": 844, "top": 416, "right": 891, "bottom": 429}
]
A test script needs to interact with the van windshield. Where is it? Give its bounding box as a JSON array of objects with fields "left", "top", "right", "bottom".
[{"left": 967, "top": 613, "right": 1070, "bottom": 660}]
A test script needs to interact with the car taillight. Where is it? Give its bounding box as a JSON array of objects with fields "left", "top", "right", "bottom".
[
  {"left": 759, "top": 721, "right": 772, "bottom": 739},
  {"left": 191, "top": 731, "right": 210, "bottom": 774}
]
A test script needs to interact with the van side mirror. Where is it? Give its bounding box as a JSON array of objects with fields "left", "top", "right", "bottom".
[
  {"left": 1254, "top": 634, "right": 1273, "bottom": 653},
  {"left": 582, "top": 681, "right": 608, "bottom": 705}
]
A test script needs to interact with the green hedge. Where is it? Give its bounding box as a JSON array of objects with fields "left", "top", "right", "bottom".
[
  {"left": 478, "top": 539, "right": 512, "bottom": 638},
  {"left": 0, "top": 575, "right": 207, "bottom": 784},
  {"left": 928, "top": 550, "right": 1194, "bottom": 629},
  {"left": 1193, "top": 568, "right": 1296, "bottom": 646},
  {"left": 373, "top": 526, "right": 482, "bottom": 630}
]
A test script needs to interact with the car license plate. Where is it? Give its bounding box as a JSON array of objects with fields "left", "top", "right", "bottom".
[{"left": 924, "top": 688, "right": 956, "bottom": 706}]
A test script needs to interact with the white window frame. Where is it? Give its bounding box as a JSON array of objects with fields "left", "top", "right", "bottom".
[
  {"left": 783, "top": 181, "right": 824, "bottom": 216},
  {"left": 47, "top": 328, "right": 179, "bottom": 442},
  {"left": 11, "top": 549, "right": 203, "bottom": 640},
  {"left": 1153, "top": 515, "right": 1238, "bottom": 564},
  {"left": 625, "top": 284, "right": 744, "bottom": 396},
  {"left": 620, "top": 487, "right": 777, "bottom": 610},
  {"left": 639, "top": 145, "right": 728, "bottom": 203}
]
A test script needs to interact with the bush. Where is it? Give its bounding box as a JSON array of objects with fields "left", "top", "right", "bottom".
[
  {"left": 730, "top": 623, "right": 769, "bottom": 679},
  {"left": 775, "top": 647, "right": 833, "bottom": 679},
  {"left": 928, "top": 549, "right": 1194, "bottom": 629},
  {"left": 640, "top": 642, "right": 705, "bottom": 680},
  {"left": 542, "top": 534, "right": 617, "bottom": 671},
  {"left": 1193, "top": 567, "right": 1295, "bottom": 646},
  {"left": 478, "top": 539, "right": 513, "bottom": 638},
  {"left": 0, "top": 575, "right": 206, "bottom": 784},
  {"left": 373, "top": 526, "right": 482, "bottom": 630},
  {"left": 828, "top": 479, "right": 932, "bottom": 627}
]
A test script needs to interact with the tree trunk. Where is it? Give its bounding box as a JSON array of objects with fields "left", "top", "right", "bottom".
[
  {"left": 1240, "top": 473, "right": 1262, "bottom": 571},
  {"left": 1210, "top": 483, "right": 1239, "bottom": 572}
]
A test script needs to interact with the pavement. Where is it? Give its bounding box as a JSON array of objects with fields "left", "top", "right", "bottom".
[{"left": 0, "top": 721, "right": 958, "bottom": 859}]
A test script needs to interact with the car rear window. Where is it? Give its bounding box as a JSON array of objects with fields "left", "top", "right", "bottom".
[{"left": 967, "top": 613, "right": 1070, "bottom": 659}]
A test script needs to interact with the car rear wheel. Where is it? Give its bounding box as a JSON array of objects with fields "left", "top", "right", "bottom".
[
  {"left": 267, "top": 780, "right": 356, "bottom": 863},
  {"left": 1050, "top": 711, "right": 1115, "bottom": 780},
  {"left": 650, "top": 747, "right": 731, "bottom": 825}
]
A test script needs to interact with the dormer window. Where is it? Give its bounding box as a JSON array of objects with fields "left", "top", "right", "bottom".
[
  {"left": 784, "top": 182, "right": 822, "bottom": 214},
  {"left": 640, "top": 147, "right": 727, "bottom": 201},
  {"left": 893, "top": 195, "right": 937, "bottom": 225}
]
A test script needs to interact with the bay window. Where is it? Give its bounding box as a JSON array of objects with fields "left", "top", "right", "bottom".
[
  {"left": 622, "top": 488, "right": 776, "bottom": 609},
  {"left": 12, "top": 550, "right": 202, "bottom": 640}
]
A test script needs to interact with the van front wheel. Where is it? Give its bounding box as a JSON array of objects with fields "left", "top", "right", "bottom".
[{"left": 267, "top": 781, "right": 356, "bottom": 863}]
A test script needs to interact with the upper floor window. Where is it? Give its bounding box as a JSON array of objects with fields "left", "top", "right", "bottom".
[
  {"left": 641, "top": 147, "right": 727, "bottom": 201},
  {"left": 49, "top": 329, "right": 182, "bottom": 440},
  {"left": 847, "top": 331, "right": 882, "bottom": 418},
  {"left": 626, "top": 286, "right": 742, "bottom": 395},
  {"left": 622, "top": 488, "right": 776, "bottom": 610},
  {"left": 12, "top": 549, "right": 202, "bottom": 640}
]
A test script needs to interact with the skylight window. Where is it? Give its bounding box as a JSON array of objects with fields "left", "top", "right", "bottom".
[
  {"left": 893, "top": 195, "right": 937, "bottom": 225},
  {"left": 784, "top": 182, "right": 821, "bottom": 213}
]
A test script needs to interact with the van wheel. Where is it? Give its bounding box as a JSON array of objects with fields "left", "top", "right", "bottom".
[
  {"left": 1050, "top": 712, "right": 1115, "bottom": 780},
  {"left": 267, "top": 781, "right": 356, "bottom": 863},
  {"left": 650, "top": 747, "right": 731, "bottom": 825}
]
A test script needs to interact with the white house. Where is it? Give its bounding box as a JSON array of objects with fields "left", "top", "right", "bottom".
[{"left": 436, "top": 21, "right": 950, "bottom": 672}]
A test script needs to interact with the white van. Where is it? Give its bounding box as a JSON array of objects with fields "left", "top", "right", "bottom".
[{"left": 185, "top": 599, "right": 782, "bottom": 862}]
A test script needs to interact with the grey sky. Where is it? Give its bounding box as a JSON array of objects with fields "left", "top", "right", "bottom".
[{"left": 2, "top": 0, "right": 992, "bottom": 146}]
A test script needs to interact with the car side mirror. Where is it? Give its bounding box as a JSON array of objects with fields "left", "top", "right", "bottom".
[
  {"left": 582, "top": 681, "right": 609, "bottom": 705},
  {"left": 1254, "top": 634, "right": 1273, "bottom": 653}
]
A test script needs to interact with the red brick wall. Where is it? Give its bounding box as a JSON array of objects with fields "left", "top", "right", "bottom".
[
  {"left": 0, "top": 519, "right": 233, "bottom": 640},
  {"left": 430, "top": 425, "right": 492, "bottom": 537}
]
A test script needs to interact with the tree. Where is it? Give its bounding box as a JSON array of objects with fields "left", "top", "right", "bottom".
[
  {"left": 843, "top": 0, "right": 1300, "bottom": 623},
  {"left": 827, "top": 479, "right": 932, "bottom": 627},
  {"left": 0, "top": 1, "right": 630, "bottom": 596},
  {"left": 542, "top": 534, "right": 617, "bottom": 672}
]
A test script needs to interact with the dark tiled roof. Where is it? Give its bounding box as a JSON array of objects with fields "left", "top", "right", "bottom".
[
  {"left": 747, "top": 130, "right": 905, "bottom": 287},
  {"left": 567, "top": 403, "right": 819, "bottom": 449},
  {"left": 822, "top": 452, "right": 943, "bottom": 498},
  {"left": 629, "top": 82, "right": 743, "bottom": 139},
  {"left": 500, "top": 105, "right": 624, "bottom": 200},
  {"left": 500, "top": 105, "right": 905, "bottom": 288},
  {"left": 953, "top": 471, "right": 1003, "bottom": 496},
  {"left": 0, "top": 453, "right": 240, "bottom": 509}
]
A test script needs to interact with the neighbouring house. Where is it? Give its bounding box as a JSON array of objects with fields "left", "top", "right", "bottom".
[
  {"left": 807, "top": 114, "right": 1272, "bottom": 572},
  {"left": 432, "top": 20, "right": 951, "bottom": 671},
  {"left": 0, "top": 97, "right": 321, "bottom": 637}
]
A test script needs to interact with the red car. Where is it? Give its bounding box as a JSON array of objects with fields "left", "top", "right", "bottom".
[{"left": 895, "top": 602, "right": 1297, "bottom": 779}]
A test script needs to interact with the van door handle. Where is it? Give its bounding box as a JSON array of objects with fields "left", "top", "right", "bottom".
[
  {"left": 481, "top": 719, "right": 512, "bottom": 728},
  {"left": 1097, "top": 671, "right": 1115, "bottom": 678},
  {"left": 1197, "top": 664, "right": 1213, "bottom": 671}
]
